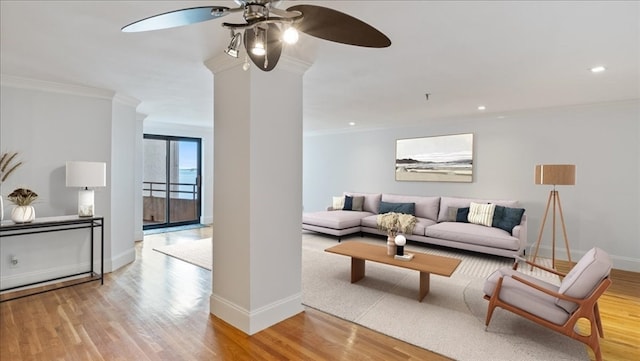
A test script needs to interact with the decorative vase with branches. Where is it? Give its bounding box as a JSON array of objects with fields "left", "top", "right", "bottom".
[
  {"left": 0, "top": 151, "right": 23, "bottom": 221},
  {"left": 376, "top": 212, "right": 417, "bottom": 256}
]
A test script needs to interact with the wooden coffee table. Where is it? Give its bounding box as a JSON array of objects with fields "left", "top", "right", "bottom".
[{"left": 325, "top": 241, "right": 462, "bottom": 302}]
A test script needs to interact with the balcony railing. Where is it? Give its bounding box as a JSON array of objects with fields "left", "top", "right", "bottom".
[
  {"left": 143, "top": 181, "right": 198, "bottom": 200},
  {"left": 143, "top": 181, "right": 199, "bottom": 224}
]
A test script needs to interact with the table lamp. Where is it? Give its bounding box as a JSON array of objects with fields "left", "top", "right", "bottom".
[
  {"left": 66, "top": 161, "right": 106, "bottom": 217},
  {"left": 531, "top": 164, "right": 576, "bottom": 268},
  {"left": 394, "top": 234, "right": 406, "bottom": 256}
]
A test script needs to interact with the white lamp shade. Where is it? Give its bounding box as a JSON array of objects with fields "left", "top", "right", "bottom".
[{"left": 66, "top": 161, "right": 106, "bottom": 188}]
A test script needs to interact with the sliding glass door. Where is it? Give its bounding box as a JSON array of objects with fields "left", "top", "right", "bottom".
[{"left": 143, "top": 135, "right": 202, "bottom": 230}]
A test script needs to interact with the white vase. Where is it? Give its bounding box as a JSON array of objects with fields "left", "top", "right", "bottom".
[
  {"left": 387, "top": 235, "right": 396, "bottom": 256},
  {"left": 0, "top": 196, "right": 4, "bottom": 221},
  {"left": 11, "top": 205, "right": 35, "bottom": 223}
]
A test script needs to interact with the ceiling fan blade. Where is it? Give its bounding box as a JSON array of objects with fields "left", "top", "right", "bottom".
[
  {"left": 244, "top": 24, "right": 283, "bottom": 72},
  {"left": 122, "top": 6, "right": 231, "bottom": 32},
  {"left": 286, "top": 5, "right": 391, "bottom": 48}
]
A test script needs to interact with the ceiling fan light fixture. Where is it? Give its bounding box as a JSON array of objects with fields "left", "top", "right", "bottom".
[
  {"left": 224, "top": 31, "right": 242, "bottom": 58},
  {"left": 122, "top": 1, "right": 391, "bottom": 72},
  {"left": 251, "top": 27, "right": 267, "bottom": 56},
  {"left": 283, "top": 26, "right": 299, "bottom": 44},
  {"left": 251, "top": 41, "right": 266, "bottom": 56}
]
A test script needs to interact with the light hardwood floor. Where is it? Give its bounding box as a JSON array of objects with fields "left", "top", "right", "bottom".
[{"left": 1, "top": 227, "right": 638, "bottom": 360}]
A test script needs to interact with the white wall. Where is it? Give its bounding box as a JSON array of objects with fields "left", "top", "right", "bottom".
[
  {"left": 303, "top": 100, "right": 640, "bottom": 271},
  {"left": 110, "top": 95, "right": 140, "bottom": 270},
  {"left": 143, "top": 121, "right": 214, "bottom": 225},
  {"left": 0, "top": 76, "right": 139, "bottom": 288}
]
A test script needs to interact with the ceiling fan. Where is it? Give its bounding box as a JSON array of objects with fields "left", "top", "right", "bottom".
[{"left": 122, "top": 0, "right": 391, "bottom": 72}]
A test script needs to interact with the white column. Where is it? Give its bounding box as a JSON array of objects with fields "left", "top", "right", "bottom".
[{"left": 205, "top": 54, "right": 311, "bottom": 335}]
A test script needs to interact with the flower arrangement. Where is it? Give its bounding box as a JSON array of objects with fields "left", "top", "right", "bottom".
[
  {"left": 0, "top": 152, "right": 22, "bottom": 183},
  {"left": 376, "top": 212, "right": 417, "bottom": 237},
  {"left": 8, "top": 188, "right": 38, "bottom": 206}
]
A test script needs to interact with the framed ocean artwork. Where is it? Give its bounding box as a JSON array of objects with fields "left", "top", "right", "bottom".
[{"left": 395, "top": 133, "right": 473, "bottom": 182}]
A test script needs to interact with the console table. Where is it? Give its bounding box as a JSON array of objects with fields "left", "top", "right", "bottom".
[{"left": 0, "top": 215, "right": 104, "bottom": 302}]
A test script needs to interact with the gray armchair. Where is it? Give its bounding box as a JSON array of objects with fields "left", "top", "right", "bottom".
[{"left": 483, "top": 247, "right": 612, "bottom": 361}]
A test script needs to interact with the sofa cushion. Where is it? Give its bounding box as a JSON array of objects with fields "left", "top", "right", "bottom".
[
  {"left": 379, "top": 201, "right": 415, "bottom": 215},
  {"left": 360, "top": 214, "right": 379, "bottom": 229},
  {"left": 492, "top": 205, "right": 526, "bottom": 233},
  {"left": 447, "top": 207, "right": 459, "bottom": 221},
  {"left": 456, "top": 207, "right": 470, "bottom": 222},
  {"left": 344, "top": 192, "right": 382, "bottom": 214},
  {"left": 302, "top": 210, "right": 371, "bottom": 230},
  {"left": 556, "top": 247, "right": 612, "bottom": 313},
  {"left": 343, "top": 195, "right": 364, "bottom": 211},
  {"left": 382, "top": 194, "right": 440, "bottom": 221},
  {"left": 426, "top": 222, "right": 520, "bottom": 250},
  {"left": 332, "top": 196, "right": 345, "bottom": 210},
  {"left": 468, "top": 202, "right": 496, "bottom": 227},
  {"left": 437, "top": 197, "right": 519, "bottom": 223},
  {"left": 484, "top": 267, "right": 569, "bottom": 325}
]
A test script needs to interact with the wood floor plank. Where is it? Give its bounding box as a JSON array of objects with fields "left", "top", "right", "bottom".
[{"left": 1, "top": 227, "right": 637, "bottom": 360}]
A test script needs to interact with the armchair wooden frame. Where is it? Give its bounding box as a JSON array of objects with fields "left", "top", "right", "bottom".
[{"left": 484, "top": 257, "right": 611, "bottom": 361}]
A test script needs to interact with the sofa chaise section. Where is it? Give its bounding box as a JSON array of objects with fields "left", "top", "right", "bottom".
[
  {"left": 302, "top": 210, "right": 370, "bottom": 238},
  {"left": 302, "top": 192, "right": 381, "bottom": 240}
]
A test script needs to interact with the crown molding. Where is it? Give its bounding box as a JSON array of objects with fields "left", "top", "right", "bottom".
[
  {"left": 204, "top": 54, "right": 244, "bottom": 74},
  {"left": 113, "top": 93, "right": 141, "bottom": 108},
  {"left": 276, "top": 54, "right": 313, "bottom": 75},
  {"left": 1, "top": 74, "right": 115, "bottom": 100}
]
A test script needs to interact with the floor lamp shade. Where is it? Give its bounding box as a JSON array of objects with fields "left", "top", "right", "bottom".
[
  {"left": 535, "top": 164, "right": 576, "bottom": 185},
  {"left": 66, "top": 161, "right": 106, "bottom": 217},
  {"left": 531, "top": 164, "right": 576, "bottom": 269}
]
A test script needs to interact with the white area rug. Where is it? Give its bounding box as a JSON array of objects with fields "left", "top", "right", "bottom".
[
  {"left": 153, "top": 238, "right": 212, "bottom": 270},
  {"left": 152, "top": 233, "right": 588, "bottom": 360},
  {"left": 302, "top": 234, "right": 588, "bottom": 361}
]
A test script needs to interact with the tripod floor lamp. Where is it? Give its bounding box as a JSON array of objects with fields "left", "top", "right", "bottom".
[{"left": 530, "top": 164, "right": 576, "bottom": 269}]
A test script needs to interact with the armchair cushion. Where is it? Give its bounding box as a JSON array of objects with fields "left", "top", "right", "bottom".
[
  {"left": 556, "top": 247, "right": 612, "bottom": 313},
  {"left": 484, "top": 267, "right": 570, "bottom": 325}
]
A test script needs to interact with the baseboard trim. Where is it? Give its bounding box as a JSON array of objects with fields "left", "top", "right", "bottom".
[
  {"left": 529, "top": 245, "right": 639, "bottom": 272},
  {"left": 108, "top": 247, "right": 136, "bottom": 273},
  {"left": 1, "top": 262, "right": 94, "bottom": 291},
  {"left": 209, "top": 292, "right": 303, "bottom": 335}
]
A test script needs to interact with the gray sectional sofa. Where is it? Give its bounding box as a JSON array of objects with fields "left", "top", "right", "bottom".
[{"left": 302, "top": 192, "right": 527, "bottom": 258}]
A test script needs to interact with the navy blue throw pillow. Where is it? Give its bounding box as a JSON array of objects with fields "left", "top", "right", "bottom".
[
  {"left": 343, "top": 195, "right": 354, "bottom": 210},
  {"left": 492, "top": 205, "right": 525, "bottom": 232},
  {"left": 456, "top": 207, "right": 470, "bottom": 223},
  {"left": 378, "top": 201, "right": 416, "bottom": 215}
]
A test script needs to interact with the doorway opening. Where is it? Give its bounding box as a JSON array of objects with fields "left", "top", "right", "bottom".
[{"left": 143, "top": 134, "right": 202, "bottom": 230}]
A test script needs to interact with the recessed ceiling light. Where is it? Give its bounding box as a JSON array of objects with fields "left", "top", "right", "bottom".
[
  {"left": 477, "top": 105, "right": 486, "bottom": 111},
  {"left": 590, "top": 66, "right": 606, "bottom": 73},
  {"left": 349, "top": 122, "right": 356, "bottom": 126}
]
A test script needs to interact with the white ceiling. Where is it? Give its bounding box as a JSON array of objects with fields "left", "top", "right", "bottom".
[{"left": 1, "top": 1, "right": 638, "bottom": 135}]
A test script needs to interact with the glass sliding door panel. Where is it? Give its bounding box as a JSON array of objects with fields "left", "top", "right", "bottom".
[
  {"left": 169, "top": 140, "right": 200, "bottom": 223},
  {"left": 143, "top": 138, "right": 168, "bottom": 226}
]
